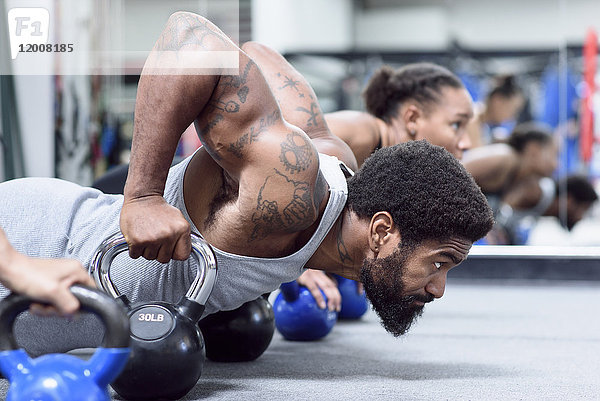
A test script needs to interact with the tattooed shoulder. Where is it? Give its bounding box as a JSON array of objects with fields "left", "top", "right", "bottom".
[
  {"left": 279, "top": 132, "right": 315, "bottom": 174},
  {"left": 249, "top": 167, "right": 318, "bottom": 242},
  {"left": 227, "top": 110, "right": 281, "bottom": 158}
]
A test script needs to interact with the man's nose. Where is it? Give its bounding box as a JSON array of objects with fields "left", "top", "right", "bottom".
[{"left": 425, "top": 271, "right": 448, "bottom": 299}]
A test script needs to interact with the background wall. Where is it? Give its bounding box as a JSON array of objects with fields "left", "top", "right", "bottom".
[
  {"left": 252, "top": 0, "right": 353, "bottom": 53},
  {"left": 252, "top": 0, "right": 600, "bottom": 52}
]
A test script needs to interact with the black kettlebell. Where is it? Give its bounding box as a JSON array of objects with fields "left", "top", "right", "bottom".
[
  {"left": 90, "top": 232, "right": 218, "bottom": 401},
  {"left": 198, "top": 296, "right": 275, "bottom": 362}
]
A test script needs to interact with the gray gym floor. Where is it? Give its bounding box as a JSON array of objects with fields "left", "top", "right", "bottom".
[{"left": 2, "top": 279, "right": 597, "bottom": 400}]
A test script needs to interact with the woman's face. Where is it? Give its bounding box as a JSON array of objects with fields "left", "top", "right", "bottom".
[{"left": 413, "top": 87, "right": 474, "bottom": 160}]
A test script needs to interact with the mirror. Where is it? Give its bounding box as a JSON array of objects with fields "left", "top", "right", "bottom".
[
  {"left": 4, "top": 0, "right": 600, "bottom": 252},
  {"left": 259, "top": 0, "right": 600, "bottom": 249}
]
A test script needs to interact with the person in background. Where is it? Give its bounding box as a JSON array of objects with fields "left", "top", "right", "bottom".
[
  {"left": 325, "top": 63, "right": 474, "bottom": 166},
  {"left": 464, "top": 122, "right": 556, "bottom": 244},
  {"left": 463, "top": 121, "right": 558, "bottom": 208},
  {"left": 467, "top": 74, "right": 525, "bottom": 148},
  {"left": 487, "top": 174, "right": 598, "bottom": 245},
  {"left": 463, "top": 122, "right": 598, "bottom": 245},
  {"left": 544, "top": 175, "right": 598, "bottom": 231}
]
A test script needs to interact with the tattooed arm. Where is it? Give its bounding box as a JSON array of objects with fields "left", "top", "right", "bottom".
[
  {"left": 121, "top": 12, "right": 323, "bottom": 262},
  {"left": 241, "top": 42, "right": 359, "bottom": 311},
  {"left": 241, "top": 42, "right": 358, "bottom": 172}
]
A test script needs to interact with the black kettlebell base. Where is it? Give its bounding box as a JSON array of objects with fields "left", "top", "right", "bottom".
[
  {"left": 112, "top": 365, "right": 202, "bottom": 401},
  {"left": 204, "top": 333, "right": 272, "bottom": 363},
  {"left": 199, "top": 297, "right": 275, "bottom": 362},
  {"left": 111, "top": 389, "right": 189, "bottom": 401},
  {"left": 111, "top": 388, "right": 191, "bottom": 401}
]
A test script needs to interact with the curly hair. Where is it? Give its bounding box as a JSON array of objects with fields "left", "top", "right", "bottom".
[
  {"left": 507, "top": 122, "right": 553, "bottom": 153},
  {"left": 362, "top": 63, "right": 465, "bottom": 123},
  {"left": 347, "top": 140, "right": 493, "bottom": 246}
]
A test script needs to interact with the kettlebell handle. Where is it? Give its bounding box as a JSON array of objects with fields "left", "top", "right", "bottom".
[
  {"left": 0, "top": 285, "right": 130, "bottom": 350},
  {"left": 90, "top": 232, "right": 217, "bottom": 308}
]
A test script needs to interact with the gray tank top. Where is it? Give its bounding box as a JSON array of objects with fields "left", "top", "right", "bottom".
[
  {"left": 0, "top": 153, "right": 348, "bottom": 317},
  {"left": 167, "top": 152, "right": 348, "bottom": 314}
]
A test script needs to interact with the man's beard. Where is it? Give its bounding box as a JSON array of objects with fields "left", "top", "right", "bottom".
[{"left": 360, "top": 246, "right": 434, "bottom": 337}]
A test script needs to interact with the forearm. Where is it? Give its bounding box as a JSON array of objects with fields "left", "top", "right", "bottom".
[
  {"left": 126, "top": 76, "right": 198, "bottom": 198},
  {"left": 241, "top": 42, "right": 357, "bottom": 170}
]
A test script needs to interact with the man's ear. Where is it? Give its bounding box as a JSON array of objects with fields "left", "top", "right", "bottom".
[{"left": 368, "top": 212, "right": 399, "bottom": 252}]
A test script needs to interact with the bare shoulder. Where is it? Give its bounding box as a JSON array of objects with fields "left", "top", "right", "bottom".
[
  {"left": 326, "top": 110, "right": 379, "bottom": 134},
  {"left": 325, "top": 110, "right": 380, "bottom": 165},
  {"left": 463, "top": 144, "right": 519, "bottom": 192},
  {"left": 463, "top": 143, "right": 516, "bottom": 164}
]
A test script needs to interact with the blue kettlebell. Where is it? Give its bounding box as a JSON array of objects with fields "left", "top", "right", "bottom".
[
  {"left": 273, "top": 281, "right": 337, "bottom": 341},
  {"left": 334, "top": 275, "right": 369, "bottom": 320},
  {"left": 0, "top": 285, "right": 131, "bottom": 401}
]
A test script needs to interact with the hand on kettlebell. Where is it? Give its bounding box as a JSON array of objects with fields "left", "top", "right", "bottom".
[
  {"left": 0, "top": 285, "right": 131, "bottom": 401},
  {"left": 91, "top": 232, "right": 218, "bottom": 401},
  {"left": 296, "top": 269, "right": 341, "bottom": 312},
  {"left": 273, "top": 281, "right": 338, "bottom": 341}
]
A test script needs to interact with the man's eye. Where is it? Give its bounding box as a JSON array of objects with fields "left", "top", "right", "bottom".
[
  {"left": 451, "top": 122, "right": 460, "bottom": 131},
  {"left": 434, "top": 262, "right": 443, "bottom": 270}
]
